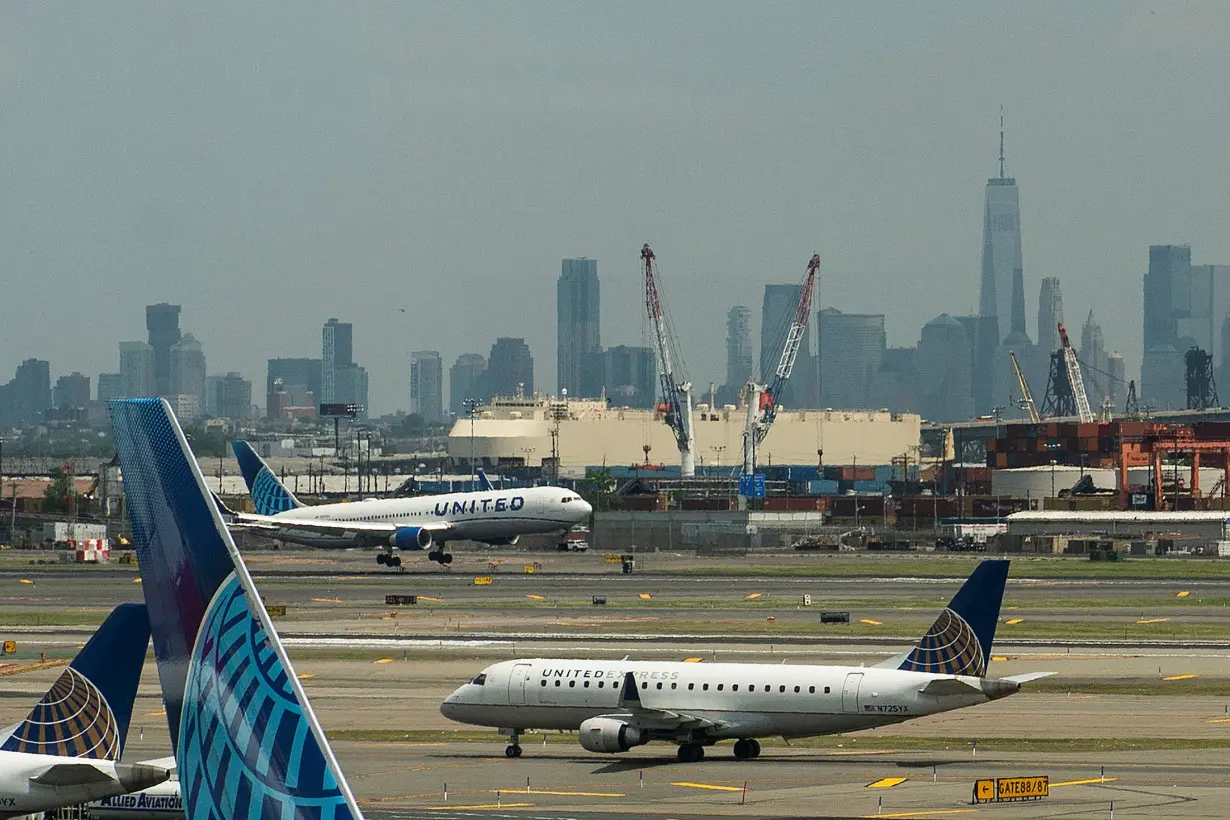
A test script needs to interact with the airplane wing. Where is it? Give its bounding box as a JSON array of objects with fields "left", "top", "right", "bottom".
[
  {"left": 1002, "top": 671, "right": 1054, "bottom": 685},
  {"left": 226, "top": 512, "right": 454, "bottom": 545},
  {"left": 612, "top": 672, "right": 725, "bottom": 732},
  {"left": 917, "top": 677, "right": 983, "bottom": 696},
  {"left": 30, "top": 763, "right": 117, "bottom": 787}
]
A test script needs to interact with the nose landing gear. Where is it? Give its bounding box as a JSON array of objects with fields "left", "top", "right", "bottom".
[{"left": 503, "top": 729, "right": 523, "bottom": 758}]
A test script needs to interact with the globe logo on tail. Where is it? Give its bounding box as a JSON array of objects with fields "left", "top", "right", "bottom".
[
  {"left": 1, "top": 667, "right": 120, "bottom": 759},
  {"left": 898, "top": 608, "right": 986, "bottom": 677},
  {"left": 252, "top": 467, "right": 297, "bottom": 514}
]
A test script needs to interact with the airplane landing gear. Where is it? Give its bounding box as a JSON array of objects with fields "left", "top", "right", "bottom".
[
  {"left": 376, "top": 553, "right": 402, "bottom": 568},
  {"left": 427, "top": 550, "right": 454, "bottom": 565},
  {"left": 732, "top": 738, "right": 761, "bottom": 759},
  {"left": 676, "top": 743, "right": 705, "bottom": 763},
  {"left": 503, "top": 729, "right": 523, "bottom": 758}
]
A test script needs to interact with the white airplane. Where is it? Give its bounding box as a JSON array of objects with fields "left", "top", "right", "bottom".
[
  {"left": 0, "top": 603, "right": 170, "bottom": 818},
  {"left": 228, "top": 440, "right": 592, "bottom": 567},
  {"left": 443, "top": 560, "right": 1049, "bottom": 762}
]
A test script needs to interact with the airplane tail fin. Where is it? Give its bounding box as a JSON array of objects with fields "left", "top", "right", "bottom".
[
  {"left": 232, "top": 438, "right": 300, "bottom": 514},
  {"left": 110, "top": 399, "right": 362, "bottom": 819},
  {"left": 476, "top": 468, "right": 495, "bottom": 491},
  {"left": 897, "top": 559, "right": 1009, "bottom": 678},
  {"left": 0, "top": 603, "right": 149, "bottom": 760}
]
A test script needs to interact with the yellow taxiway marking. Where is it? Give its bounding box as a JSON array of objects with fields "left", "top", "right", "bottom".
[
  {"left": 373, "top": 658, "right": 393, "bottom": 664},
  {"left": 1206, "top": 717, "right": 1230, "bottom": 723},
  {"left": 417, "top": 596, "right": 441, "bottom": 602},
  {"left": 860, "top": 811, "right": 975, "bottom": 819},
  {"left": 1178, "top": 590, "right": 1191, "bottom": 597},
  {"left": 297, "top": 673, "right": 315, "bottom": 680},
  {"left": 132, "top": 578, "right": 142, "bottom": 583},
  {"left": 1005, "top": 618, "right": 1023, "bottom": 625},
  {"left": 672, "top": 781, "right": 743, "bottom": 792},
  {"left": 1163, "top": 673, "right": 1199, "bottom": 681},
  {"left": 145, "top": 709, "right": 167, "bottom": 717},
  {"left": 1051, "top": 777, "right": 1119, "bottom": 787},
  {"left": 526, "top": 594, "right": 545, "bottom": 601},
  {"left": 860, "top": 618, "right": 883, "bottom": 626},
  {"left": 867, "top": 777, "right": 907, "bottom": 789},
  {"left": 639, "top": 593, "right": 652, "bottom": 600},
  {"left": 426, "top": 803, "right": 533, "bottom": 810},
  {"left": 991, "top": 656, "right": 1007, "bottom": 662},
  {"left": 491, "top": 790, "right": 625, "bottom": 797},
  {"left": 311, "top": 597, "right": 343, "bottom": 604},
  {"left": 683, "top": 657, "right": 703, "bottom": 663},
  {"left": 18, "top": 580, "right": 32, "bottom": 585},
  {"left": 745, "top": 593, "right": 762, "bottom": 600},
  {"left": 1137, "top": 617, "right": 1170, "bottom": 624}
]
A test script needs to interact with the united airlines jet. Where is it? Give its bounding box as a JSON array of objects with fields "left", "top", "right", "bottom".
[
  {"left": 228, "top": 440, "right": 592, "bottom": 566},
  {"left": 442, "top": 560, "right": 1049, "bottom": 762}
]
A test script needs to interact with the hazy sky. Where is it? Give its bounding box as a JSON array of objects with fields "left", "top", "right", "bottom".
[{"left": 3, "top": 3, "right": 1229, "bottom": 414}]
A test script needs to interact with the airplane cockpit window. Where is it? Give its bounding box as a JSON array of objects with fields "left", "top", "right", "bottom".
[{"left": 471, "top": 674, "right": 487, "bottom": 686}]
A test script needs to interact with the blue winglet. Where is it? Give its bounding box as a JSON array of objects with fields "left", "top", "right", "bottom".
[
  {"left": 232, "top": 439, "right": 300, "bottom": 514},
  {"left": 898, "top": 559, "right": 1010, "bottom": 678},
  {"left": 0, "top": 603, "right": 149, "bottom": 760},
  {"left": 111, "top": 399, "right": 362, "bottom": 819}
]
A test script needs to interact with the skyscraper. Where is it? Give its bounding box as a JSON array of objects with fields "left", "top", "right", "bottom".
[
  {"left": 1080, "top": 310, "right": 1107, "bottom": 401},
  {"left": 488, "top": 338, "right": 534, "bottom": 398},
  {"left": 760, "top": 283, "right": 813, "bottom": 408},
  {"left": 217, "top": 372, "right": 253, "bottom": 420},
  {"left": 96, "top": 373, "right": 122, "bottom": 404},
  {"left": 975, "top": 114, "right": 1024, "bottom": 411},
  {"left": 1142, "top": 245, "right": 1193, "bottom": 406},
  {"left": 53, "top": 373, "right": 91, "bottom": 409},
  {"left": 601, "top": 346, "right": 656, "bottom": 409},
  {"left": 1106, "top": 353, "right": 1126, "bottom": 408},
  {"left": 409, "top": 351, "right": 444, "bottom": 423},
  {"left": 0, "top": 359, "right": 51, "bottom": 427},
  {"left": 321, "top": 318, "right": 354, "bottom": 403},
  {"left": 449, "top": 354, "right": 488, "bottom": 415},
  {"left": 145, "top": 303, "right": 181, "bottom": 397},
  {"left": 818, "top": 308, "right": 886, "bottom": 409},
  {"left": 267, "top": 358, "right": 322, "bottom": 400},
  {"left": 722, "top": 306, "right": 753, "bottom": 399},
  {"left": 1036, "top": 278, "right": 1063, "bottom": 355},
  {"left": 557, "top": 258, "right": 600, "bottom": 396},
  {"left": 917, "top": 315, "right": 974, "bottom": 422},
  {"left": 118, "top": 341, "right": 155, "bottom": 398},
  {"left": 169, "top": 333, "right": 207, "bottom": 420}
]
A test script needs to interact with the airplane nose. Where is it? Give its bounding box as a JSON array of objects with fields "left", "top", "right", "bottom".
[{"left": 577, "top": 498, "right": 593, "bottom": 517}]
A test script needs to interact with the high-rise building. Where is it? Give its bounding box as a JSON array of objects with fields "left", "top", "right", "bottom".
[
  {"left": 146, "top": 303, "right": 182, "bottom": 397},
  {"left": 1080, "top": 310, "right": 1107, "bottom": 401},
  {"left": 601, "top": 346, "right": 656, "bottom": 409},
  {"left": 118, "top": 341, "right": 155, "bottom": 399},
  {"left": 818, "top": 308, "right": 886, "bottom": 409},
  {"left": 53, "top": 373, "right": 91, "bottom": 409},
  {"left": 449, "top": 354, "right": 488, "bottom": 415},
  {"left": 867, "top": 347, "right": 920, "bottom": 415},
  {"left": 1141, "top": 345, "right": 1185, "bottom": 410},
  {"left": 1143, "top": 245, "right": 1192, "bottom": 353},
  {"left": 169, "top": 333, "right": 207, "bottom": 420},
  {"left": 0, "top": 359, "right": 52, "bottom": 427},
  {"left": 335, "top": 365, "right": 369, "bottom": 419},
  {"left": 1183, "top": 264, "right": 1230, "bottom": 357},
  {"left": 488, "top": 338, "right": 534, "bottom": 399},
  {"left": 975, "top": 115, "right": 1024, "bottom": 411},
  {"left": 217, "top": 372, "right": 252, "bottom": 420},
  {"left": 96, "top": 373, "right": 122, "bottom": 404},
  {"left": 321, "top": 318, "right": 354, "bottom": 403},
  {"left": 267, "top": 358, "right": 322, "bottom": 401},
  {"left": 761, "top": 284, "right": 814, "bottom": 408},
  {"left": 205, "top": 375, "right": 225, "bottom": 416},
  {"left": 409, "top": 351, "right": 444, "bottom": 423},
  {"left": 1106, "top": 353, "right": 1126, "bottom": 408},
  {"left": 557, "top": 258, "right": 601, "bottom": 396},
  {"left": 720, "top": 306, "right": 754, "bottom": 404},
  {"left": 917, "top": 315, "right": 974, "bottom": 422},
  {"left": 1037, "top": 278, "right": 1063, "bottom": 355}
]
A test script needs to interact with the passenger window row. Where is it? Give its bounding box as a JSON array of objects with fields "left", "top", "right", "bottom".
[{"left": 536, "top": 678, "right": 832, "bottom": 695}]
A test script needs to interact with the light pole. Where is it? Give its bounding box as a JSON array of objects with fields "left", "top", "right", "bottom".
[
  {"left": 463, "top": 398, "right": 480, "bottom": 486},
  {"left": 1050, "top": 459, "right": 1056, "bottom": 499}
]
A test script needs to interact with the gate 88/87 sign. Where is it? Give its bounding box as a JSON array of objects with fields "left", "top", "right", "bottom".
[{"left": 973, "top": 776, "right": 1048, "bottom": 803}]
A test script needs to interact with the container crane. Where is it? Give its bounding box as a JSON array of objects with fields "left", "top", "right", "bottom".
[
  {"left": 1057, "top": 322, "right": 1095, "bottom": 423},
  {"left": 1008, "top": 350, "right": 1040, "bottom": 423},
  {"left": 641, "top": 243, "right": 696, "bottom": 476},
  {"left": 742, "top": 254, "right": 820, "bottom": 476}
]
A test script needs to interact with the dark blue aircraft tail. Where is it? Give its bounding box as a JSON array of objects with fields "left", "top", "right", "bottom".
[
  {"left": 0, "top": 603, "right": 149, "bottom": 760},
  {"left": 897, "top": 559, "right": 1009, "bottom": 678},
  {"left": 477, "top": 468, "right": 494, "bottom": 491},
  {"left": 111, "top": 399, "right": 362, "bottom": 819},
  {"left": 232, "top": 438, "right": 300, "bottom": 515}
]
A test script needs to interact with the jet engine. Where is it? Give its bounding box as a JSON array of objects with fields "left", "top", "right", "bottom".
[
  {"left": 578, "top": 717, "right": 646, "bottom": 753},
  {"left": 391, "top": 527, "right": 432, "bottom": 551},
  {"left": 479, "top": 536, "right": 520, "bottom": 547}
]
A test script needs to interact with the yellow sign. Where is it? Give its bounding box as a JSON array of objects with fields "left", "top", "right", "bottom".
[
  {"left": 474, "top": 576, "right": 493, "bottom": 585},
  {"left": 2, "top": 641, "right": 14, "bottom": 655},
  {"left": 997, "top": 776, "right": 1048, "bottom": 800},
  {"left": 973, "top": 779, "right": 995, "bottom": 803},
  {"left": 265, "top": 605, "right": 286, "bottom": 618},
  {"left": 604, "top": 554, "right": 622, "bottom": 564},
  {"left": 524, "top": 565, "right": 535, "bottom": 574}
]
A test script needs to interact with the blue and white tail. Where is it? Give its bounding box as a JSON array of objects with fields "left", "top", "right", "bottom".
[
  {"left": 0, "top": 603, "right": 149, "bottom": 760},
  {"left": 897, "top": 559, "right": 1010, "bottom": 678},
  {"left": 111, "top": 399, "right": 362, "bottom": 820},
  {"left": 232, "top": 439, "right": 300, "bottom": 515}
]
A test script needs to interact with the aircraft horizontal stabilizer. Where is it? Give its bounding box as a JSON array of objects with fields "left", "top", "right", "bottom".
[
  {"left": 1002, "top": 671, "right": 1054, "bottom": 685},
  {"left": 918, "top": 677, "right": 982, "bottom": 696}
]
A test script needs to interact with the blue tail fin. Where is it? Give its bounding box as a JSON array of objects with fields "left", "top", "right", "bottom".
[
  {"left": 232, "top": 439, "right": 300, "bottom": 514},
  {"left": 111, "top": 399, "right": 362, "bottom": 819},
  {"left": 477, "top": 468, "right": 494, "bottom": 491},
  {"left": 0, "top": 603, "right": 149, "bottom": 760},
  {"left": 898, "top": 559, "right": 1009, "bottom": 678}
]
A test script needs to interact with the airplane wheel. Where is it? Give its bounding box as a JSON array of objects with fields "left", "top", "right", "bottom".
[
  {"left": 749, "top": 739, "right": 761, "bottom": 758},
  {"left": 677, "top": 743, "right": 703, "bottom": 763},
  {"left": 733, "top": 739, "right": 752, "bottom": 759},
  {"left": 391, "top": 556, "right": 402, "bottom": 567},
  {"left": 441, "top": 553, "right": 454, "bottom": 564},
  {"left": 376, "top": 554, "right": 387, "bottom": 565},
  {"left": 505, "top": 744, "right": 522, "bottom": 758},
  {"left": 427, "top": 550, "right": 440, "bottom": 562}
]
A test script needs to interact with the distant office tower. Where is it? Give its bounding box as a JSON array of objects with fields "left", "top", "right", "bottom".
[
  {"left": 917, "top": 315, "right": 974, "bottom": 422},
  {"left": 334, "top": 365, "right": 369, "bottom": 419},
  {"left": 1141, "top": 345, "right": 1185, "bottom": 410},
  {"left": 601, "top": 346, "right": 656, "bottom": 409},
  {"left": 53, "top": 373, "right": 91, "bottom": 409},
  {"left": 760, "top": 283, "right": 814, "bottom": 408},
  {"left": 975, "top": 115, "right": 1024, "bottom": 411},
  {"left": 321, "top": 318, "right": 354, "bottom": 403},
  {"left": 488, "top": 337, "right": 534, "bottom": 398},
  {"left": 557, "top": 258, "right": 601, "bottom": 395},
  {"left": 169, "top": 333, "right": 207, "bottom": 420},
  {"left": 1143, "top": 245, "right": 1192, "bottom": 352},
  {"left": 409, "top": 351, "right": 444, "bottom": 423},
  {"left": 1037, "top": 278, "right": 1063, "bottom": 354},
  {"left": 867, "top": 347, "right": 920, "bottom": 415},
  {"left": 1106, "top": 353, "right": 1126, "bottom": 408},
  {"left": 449, "top": 354, "right": 488, "bottom": 415},
  {"left": 119, "top": 341, "right": 155, "bottom": 398},
  {"left": 721, "top": 306, "right": 754, "bottom": 400},
  {"left": 0, "top": 359, "right": 52, "bottom": 427},
  {"left": 145, "top": 303, "right": 182, "bottom": 397},
  {"left": 1184, "top": 264, "right": 1230, "bottom": 356},
  {"left": 1079, "top": 310, "right": 1107, "bottom": 400},
  {"left": 96, "top": 373, "right": 121, "bottom": 404},
  {"left": 267, "top": 358, "right": 322, "bottom": 401},
  {"left": 818, "top": 308, "right": 886, "bottom": 409},
  {"left": 204, "top": 375, "right": 225, "bottom": 416},
  {"left": 216, "top": 372, "right": 252, "bottom": 420}
]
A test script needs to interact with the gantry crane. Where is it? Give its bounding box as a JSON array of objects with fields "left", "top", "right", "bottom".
[
  {"left": 1008, "top": 350, "right": 1040, "bottom": 423},
  {"left": 641, "top": 243, "right": 696, "bottom": 476},
  {"left": 742, "top": 254, "right": 820, "bottom": 476},
  {"left": 1058, "top": 322, "right": 1095, "bottom": 423}
]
